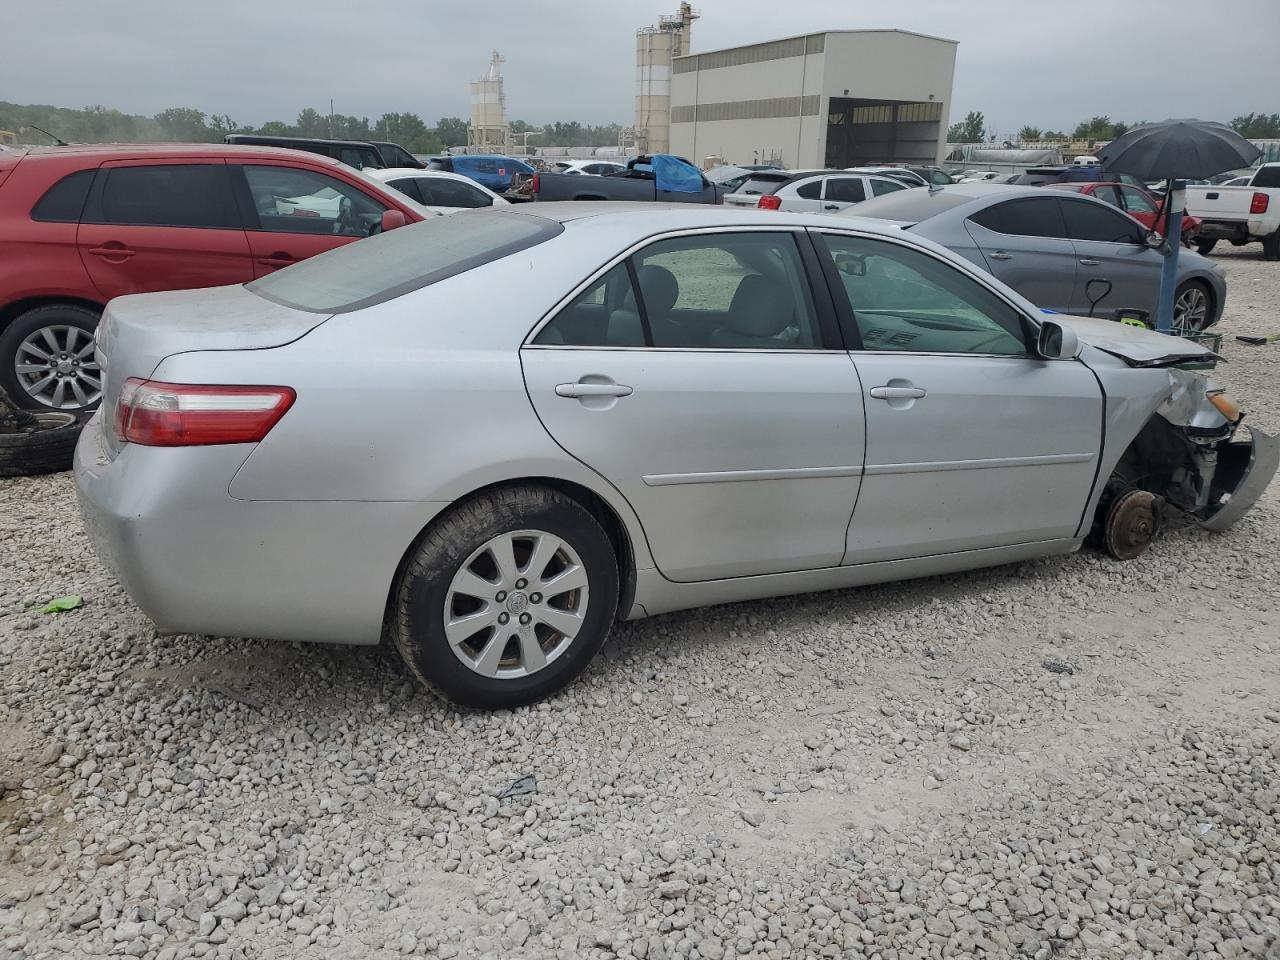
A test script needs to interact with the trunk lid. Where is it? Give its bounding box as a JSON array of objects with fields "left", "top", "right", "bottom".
[
  {"left": 1053, "top": 314, "right": 1217, "bottom": 367},
  {"left": 1184, "top": 185, "right": 1255, "bottom": 222},
  {"left": 96, "top": 283, "right": 331, "bottom": 457}
]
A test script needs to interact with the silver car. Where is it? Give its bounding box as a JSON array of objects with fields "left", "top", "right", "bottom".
[
  {"left": 841, "top": 183, "right": 1227, "bottom": 332},
  {"left": 75, "top": 204, "right": 1277, "bottom": 708}
]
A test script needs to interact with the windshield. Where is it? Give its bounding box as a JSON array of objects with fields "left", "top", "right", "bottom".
[
  {"left": 247, "top": 211, "right": 562, "bottom": 313},
  {"left": 732, "top": 174, "right": 789, "bottom": 196}
]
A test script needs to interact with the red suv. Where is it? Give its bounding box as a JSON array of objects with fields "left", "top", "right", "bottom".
[{"left": 0, "top": 143, "right": 429, "bottom": 410}]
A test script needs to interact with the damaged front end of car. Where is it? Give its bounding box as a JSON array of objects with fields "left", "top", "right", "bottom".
[{"left": 1095, "top": 367, "right": 1279, "bottom": 557}]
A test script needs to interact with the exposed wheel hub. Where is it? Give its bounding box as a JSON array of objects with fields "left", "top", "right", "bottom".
[{"left": 1104, "top": 489, "right": 1162, "bottom": 561}]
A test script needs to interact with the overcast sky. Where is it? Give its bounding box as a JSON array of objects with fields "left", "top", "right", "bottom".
[{"left": 5, "top": 0, "right": 1279, "bottom": 136}]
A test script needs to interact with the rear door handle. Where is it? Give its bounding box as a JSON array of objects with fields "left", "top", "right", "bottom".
[
  {"left": 823, "top": 204, "right": 840, "bottom": 211},
  {"left": 989, "top": 250, "right": 1013, "bottom": 261},
  {"left": 257, "top": 253, "right": 296, "bottom": 268},
  {"left": 1078, "top": 258, "right": 1101, "bottom": 266},
  {"left": 87, "top": 244, "right": 135, "bottom": 260},
  {"left": 555, "top": 382, "right": 634, "bottom": 399},
  {"left": 869, "top": 385, "right": 927, "bottom": 400}
]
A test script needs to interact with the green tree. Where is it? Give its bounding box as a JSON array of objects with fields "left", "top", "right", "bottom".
[
  {"left": 154, "top": 107, "right": 211, "bottom": 141},
  {"left": 295, "top": 108, "right": 329, "bottom": 138},
  {"left": 434, "top": 116, "right": 470, "bottom": 147},
  {"left": 1018, "top": 125, "right": 1042, "bottom": 141},
  {"left": 1042, "top": 130, "right": 1067, "bottom": 140},
  {"left": 947, "top": 111, "right": 986, "bottom": 143},
  {"left": 1230, "top": 112, "right": 1280, "bottom": 138}
]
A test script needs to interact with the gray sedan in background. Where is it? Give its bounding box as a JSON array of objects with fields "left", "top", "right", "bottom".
[
  {"left": 841, "top": 184, "right": 1227, "bottom": 331},
  {"left": 75, "top": 205, "right": 1275, "bottom": 708}
]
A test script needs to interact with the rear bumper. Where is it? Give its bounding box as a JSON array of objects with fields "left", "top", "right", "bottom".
[
  {"left": 1200, "top": 426, "right": 1280, "bottom": 532},
  {"left": 74, "top": 414, "right": 446, "bottom": 645}
]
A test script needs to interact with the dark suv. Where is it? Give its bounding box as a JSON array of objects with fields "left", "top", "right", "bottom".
[{"left": 223, "top": 135, "right": 387, "bottom": 170}]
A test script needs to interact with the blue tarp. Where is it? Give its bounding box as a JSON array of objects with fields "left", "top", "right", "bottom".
[{"left": 653, "top": 155, "right": 703, "bottom": 194}]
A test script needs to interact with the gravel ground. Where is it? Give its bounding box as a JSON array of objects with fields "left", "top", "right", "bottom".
[{"left": 2, "top": 246, "right": 1279, "bottom": 960}]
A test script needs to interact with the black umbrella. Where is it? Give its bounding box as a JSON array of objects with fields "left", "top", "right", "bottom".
[
  {"left": 1098, "top": 119, "right": 1260, "bottom": 180},
  {"left": 1097, "top": 121, "right": 1261, "bottom": 333}
]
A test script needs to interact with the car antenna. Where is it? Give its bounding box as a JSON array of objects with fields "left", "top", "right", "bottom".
[{"left": 27, "top": 124, "right": 68, "bottom": 146}]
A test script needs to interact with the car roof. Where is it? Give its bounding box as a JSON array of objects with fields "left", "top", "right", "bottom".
[
  {"left": 502, "top": 201, "right": 914, "bottom": 235},
  {"left": 13, "top": 142, "right": 351, "bottom": 167}
]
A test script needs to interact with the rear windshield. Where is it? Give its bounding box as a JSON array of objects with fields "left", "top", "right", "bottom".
[
  {"left": 842, "top": 188, "right": 976, "bottom": 223},
  {"left": 247, "top": 211, "right": 562, "bottom": 313},
  {"left": 733, "top": 174, "right": 790, "bottom": 196}
]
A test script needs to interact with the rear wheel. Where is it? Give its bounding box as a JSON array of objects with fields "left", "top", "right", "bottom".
[
  {"left": 1263, "top": 230, "right": 1280, "bottom": 262},
  {"left": 0, "top": 410, "right": 84, "bottom": 477},
  {"left": 1173, "top": 280, "right": 1212, "bottom": 333},
  {"left": 393, "top": 486, "right": 619, "bottom": 708},
  {"left": 0, "top": 304, "right": 102, "bottom": 411},
  {"left": 1194, "top": 239, "right": 1217, "bottom": 255}
]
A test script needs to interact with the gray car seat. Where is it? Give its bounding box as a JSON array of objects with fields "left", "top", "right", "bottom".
[
  {"left": 607, "top": 265, "right": 690, "bottom": 346},
  {"left": 710, "top": 275, "right": 795, "bottom": 348}
]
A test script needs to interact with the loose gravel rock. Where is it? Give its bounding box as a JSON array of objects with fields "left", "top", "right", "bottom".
[{"left": 2, "top": 247, "right": 1279, "bottom": 958}]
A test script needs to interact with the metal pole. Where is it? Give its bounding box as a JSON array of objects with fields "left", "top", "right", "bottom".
[{"left": 1155, "top": 180, "right": 1184, "bottom": 334}]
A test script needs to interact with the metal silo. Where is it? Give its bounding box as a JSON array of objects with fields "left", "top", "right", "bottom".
[
  {"left": 635, "top": 3, "right": 697, "bottom": 155},
  {"left": 468, "top": 51, "right": 509, "bottom": 152}
]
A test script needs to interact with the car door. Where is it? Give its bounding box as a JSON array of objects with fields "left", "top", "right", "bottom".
[
  {"left": 777, "top": 176, "right": 826, "bottom": 213},
  {"left": 820, "top": 176, "right": 866, "bottom": 213},
  {"left": 962, "top": 197, "right": 1077, "bottom": 313},
  {"left": 1058, "top": 195, "right": 1155, "bottom": 318},
  {"left": 520, "top": 228, "right": 866, "bottom": 583},
  {"left": 76, "top": 159, "right": 252, "bottom": 300},
  {"left": 231, "top": 163, "right": 390, "bottom": 276},
  {"left": 813, "top": 230, "right": 1103, "bottom": 563}
]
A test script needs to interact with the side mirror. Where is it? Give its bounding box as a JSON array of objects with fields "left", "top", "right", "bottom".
[
  {"left": 1037, "top": 319, "right": 1081, "bottom": 360},
  {"left": 835, "top": 253, "right": 866, "bottom": 276},
  {"left": 1144, "top": 230, "right": 1165, "bottom": 249},
  {"left": 381, "top": 209, "right": 408, "bottom": 232}
]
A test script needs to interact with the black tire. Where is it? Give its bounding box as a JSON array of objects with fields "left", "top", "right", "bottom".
[
  {"left": 1194, "top": 239, "right": 1217, "bottom": 255},
  {"left": 393, "top": 485, "right": 619, "bottom": 709},
  {"left": 0, "top": 410, "right": 84, "bottom": 477},
  {"left": 0, "top": 304, "right": 102, "bottom": 411},
  {"left": 1264, "top": 231, "right": 1280, "bottom": 262}
]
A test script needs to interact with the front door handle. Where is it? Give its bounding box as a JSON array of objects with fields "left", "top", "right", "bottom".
[
  {"left": 989, "top": 250, "right": 1013, "bottom": 261},
  {"left": 1078, "top": 257, "right": 1101, "bottom": 266},
  {"left": 555, "top": 382, "right": 634, "bottom": 399},
  {"left": 87, "top": 243, "right": 135, "bottom": 260},
  {"left": 870, "top": 385, "right": 927, "bottom": 400},
  {"left": 257, "top": 252, "right": 296, "bottom": 269},
  {"left": 823, "top": 204, "right": 840, "bottom": 211}
]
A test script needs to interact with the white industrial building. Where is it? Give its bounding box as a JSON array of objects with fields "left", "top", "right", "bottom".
[{"left": 667, "top": 30, "right": 957, "bottom": 170}]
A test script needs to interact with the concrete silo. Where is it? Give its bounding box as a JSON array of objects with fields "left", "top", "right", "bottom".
[
  {"left": 468, "top": 51, "right": 509, "bottom": 151},
  {"left": 635, "top": 3, "right": 698, "bottom": 155}
]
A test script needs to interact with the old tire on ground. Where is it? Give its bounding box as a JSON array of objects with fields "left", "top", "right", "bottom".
[
  {"left": 0, "top": 411, "right": 84, "bottom": 477},
  {"left": 0, "top": 304, "right": 102, "bottom": 411},
  {"left": 1173, "top": 279, "right": 1213, "bottom": 333},
  {"left": 1194, "top": 239, "right": 1217, "bottom": 256},
  {"left": 1103, "top": 489, "right": 1162, "bottom": 561},
  {"left": 393, "top": 485, "right": 619, "bottom": 709},
  {"left": 1264, "top": 230, "right": 1280, "bottom": 262}
]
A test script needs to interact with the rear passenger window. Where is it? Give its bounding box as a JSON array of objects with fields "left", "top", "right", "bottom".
[
  {"left": 795, "top": 179, "right": 822, "bottom": 200},
  {"left": 30, "top": 169, "right": 95, "bottom": 222},
  {"left": 968, "top": 198, "right": 1066, "bottom": 238},
  {"left": 534, "top": 264, "right": 640, "bottom": 347},
  {"left": 87, "top": 164, "right": 237, "bottom": 228}
]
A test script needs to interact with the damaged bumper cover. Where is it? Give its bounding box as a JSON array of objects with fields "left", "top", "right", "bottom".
[{"left": 1198, "top": 426, "right": 1280, "bottom": 532}]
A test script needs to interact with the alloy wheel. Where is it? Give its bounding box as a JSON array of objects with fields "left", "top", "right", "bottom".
[
  {"left": 14, "top": 325, "right": 102, "bottom": 409},
  {"left": 1173, "top": 286, "right": 1208, "bottom": 333},
  {"left": 444, "top": 529, "right": 590, "bottom": 679}
]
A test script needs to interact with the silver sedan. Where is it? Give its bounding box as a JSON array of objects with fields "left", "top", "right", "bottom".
[{"left": 75, "top": 205, "right": 1277, "bottom": 708}]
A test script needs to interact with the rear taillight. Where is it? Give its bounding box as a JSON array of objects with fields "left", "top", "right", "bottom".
[
  {"left": 532, "top": 173, "right": 540, "bottom": 194},
  {"left": 113, "top": 379, "right": 295, "bottom": 447},
  {"left": 1250, "top": 192, "right": 1269, "bottom": 215},
  {"left": 757, "top": 195, "right": 782, "bottom": 210}
]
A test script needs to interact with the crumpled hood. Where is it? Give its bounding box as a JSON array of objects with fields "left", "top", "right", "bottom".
[{"left": 1051, "top": 314, "right": 1216, "bottom": 366}]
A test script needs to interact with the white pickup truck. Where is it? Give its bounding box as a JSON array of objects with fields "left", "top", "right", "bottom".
[{"left": 1184, "top": 162, "right": 1280, "bottom": 260}]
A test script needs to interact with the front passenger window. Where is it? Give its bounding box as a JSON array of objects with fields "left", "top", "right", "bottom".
[
  {"left": 241, "top": 166, "right": 387, "bottom": 238},
  {"left": 820, "top": 234, "right": 1029, "bottom": 356}
]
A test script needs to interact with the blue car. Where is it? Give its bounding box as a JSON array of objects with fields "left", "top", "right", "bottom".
[{"left": 426, "top": 155, "right": 534, "bottom": 192}]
